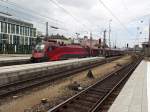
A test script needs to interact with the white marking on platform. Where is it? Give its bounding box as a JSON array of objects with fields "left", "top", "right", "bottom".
[{"left": 147, "top": 62, "right": 150, "bottom": 112}]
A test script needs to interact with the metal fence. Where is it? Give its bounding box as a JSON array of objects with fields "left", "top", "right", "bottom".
[{"left": 0, "top": 44, "right": 33, "bottom": 54}]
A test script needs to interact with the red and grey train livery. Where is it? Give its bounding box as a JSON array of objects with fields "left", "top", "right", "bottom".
[{"left": 31, "top": 40, "right": 124, "bottom": 62}]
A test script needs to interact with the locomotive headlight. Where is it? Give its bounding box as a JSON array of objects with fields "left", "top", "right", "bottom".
[{"left": 35, "top": 43, "right": 45, "bottom": 52}]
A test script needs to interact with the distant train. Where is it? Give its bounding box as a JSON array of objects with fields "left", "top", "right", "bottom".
[{"left": 31, "top": 40, "right": 124, "bottom": 62}]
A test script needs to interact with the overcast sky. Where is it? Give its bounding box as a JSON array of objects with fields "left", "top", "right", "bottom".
[{"left": 0, "top": 0, "right": 150, "bottom": 47}]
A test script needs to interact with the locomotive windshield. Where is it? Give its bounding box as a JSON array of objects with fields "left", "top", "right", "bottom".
[{"left": 35, "top": 43, "right": 45, "bottom": 52}]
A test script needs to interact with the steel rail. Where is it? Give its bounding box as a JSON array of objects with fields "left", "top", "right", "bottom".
[
  {"left": 48, "top": 56, "right": 142, "bottom": 112},
  {"left": 0, "top": 56, "right": 121, "bottom": 98},
  {"left": 90, "top": 56, "right": 142, "bottom": 112}
]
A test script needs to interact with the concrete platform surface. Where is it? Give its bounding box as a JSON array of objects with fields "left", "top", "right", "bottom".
[
  {"left": 0, "top": 54, "right": 31, "bottom": 57},
  {"left": 0, "top": 57, "right": 104, "bottom": 86},
  {"left": 0, "top": 57, "right": 30, "bottom": 62},
  {"left": 0, "top": 57, "right": 103, "bottom": 74},
  {"left": 108, "top": 60, "right": 149, "bottom": 112}
]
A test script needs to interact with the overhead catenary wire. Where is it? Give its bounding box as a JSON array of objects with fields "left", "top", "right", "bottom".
[
  {"left": 48, "top": 0, "right": 112, "bottom": 38},
  {"left": 0, "top": 0, "right": 114, "bottom": 38},
  {"left": 0, "top": 3, "right": 71, "bottom": 34},
  {"left": 48, "top": 0, "right": 91, "bottom": 31},
  {"left": 0, "top": 5, "right": 59, "bottom": 27},
  {"left": 0, "top": 5, "right": 46, "bottom": 23},
  {"left": 98, "top": 0, "right": 133, "bottom": 37},
  {"left": 0, "top": 0, "right": 64, "bottom": 24},
  {"left": 0, "top": 0, "right": 91, "bottom": 36}
]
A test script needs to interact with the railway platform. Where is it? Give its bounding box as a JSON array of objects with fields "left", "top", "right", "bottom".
[
  {"left": 108, "top": 60, "right": 149, "bottom": 112},
  {"left": 0, "top": 57, "right": 104, "bottom": 86},
  {"left": 0, "top": 57, "right": 30, "bottom": 61},
  {"left": 0, "top": 54, "right": 31, "bottom": 57}
]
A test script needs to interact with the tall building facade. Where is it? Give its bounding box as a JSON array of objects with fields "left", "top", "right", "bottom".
[{"left": 0, "top": 15, "right": 37, "bottom": 54}]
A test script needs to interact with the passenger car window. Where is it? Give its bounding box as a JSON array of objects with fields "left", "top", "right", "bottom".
[{"left": 48, "top": 47, "right": 52, "bottom": 51}]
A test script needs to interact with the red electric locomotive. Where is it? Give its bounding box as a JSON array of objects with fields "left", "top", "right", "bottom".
[
  {"left": 31, "top": 40, "right": 99, "bottom": 62},
  {"left": 31, "top": 39, "right": 124, "bottom": 62}
]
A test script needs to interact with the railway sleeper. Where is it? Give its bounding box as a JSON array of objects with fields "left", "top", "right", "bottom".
[
  {"left": 48, "top": 56, "right": 143, "bottom": 112},
  {"left": 81, "top": 92, "right": 103, "bottom": 99},
  {"left": 74, "top": 99, "right": 94, "bottom": 107},
  {"left": 67, "top": 103, "right": 90, "bottom": 112},
  {"left": 86, "top": 90, "right": 107, "bottom": 96},
  {"left": 89, "top": 88, "right": 110, "bottom": 93},
  {"left": 59, "top": 107, "right": 85, "bottom": 112},
  {"left": 78, "top": 96, "right": 99, "bottom": 103}
]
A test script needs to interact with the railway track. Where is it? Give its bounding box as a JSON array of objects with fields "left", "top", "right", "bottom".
[
  {"left": 0, "top": 56, "right": 121, "bottom": 98},
  {"left": 48, "top": 56, "right": 142, "bottom": 112},
  {"left": 0, "top": 59, "right": 31, "bottom": 67}
]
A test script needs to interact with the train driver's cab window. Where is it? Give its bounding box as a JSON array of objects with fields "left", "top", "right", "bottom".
[{"left": 35, "top": 43, "right": 45, "bottom": 52}]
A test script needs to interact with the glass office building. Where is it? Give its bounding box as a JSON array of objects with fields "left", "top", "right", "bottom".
[{"left": 0, "top": 15, "right": 37, "bottom": 54}]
